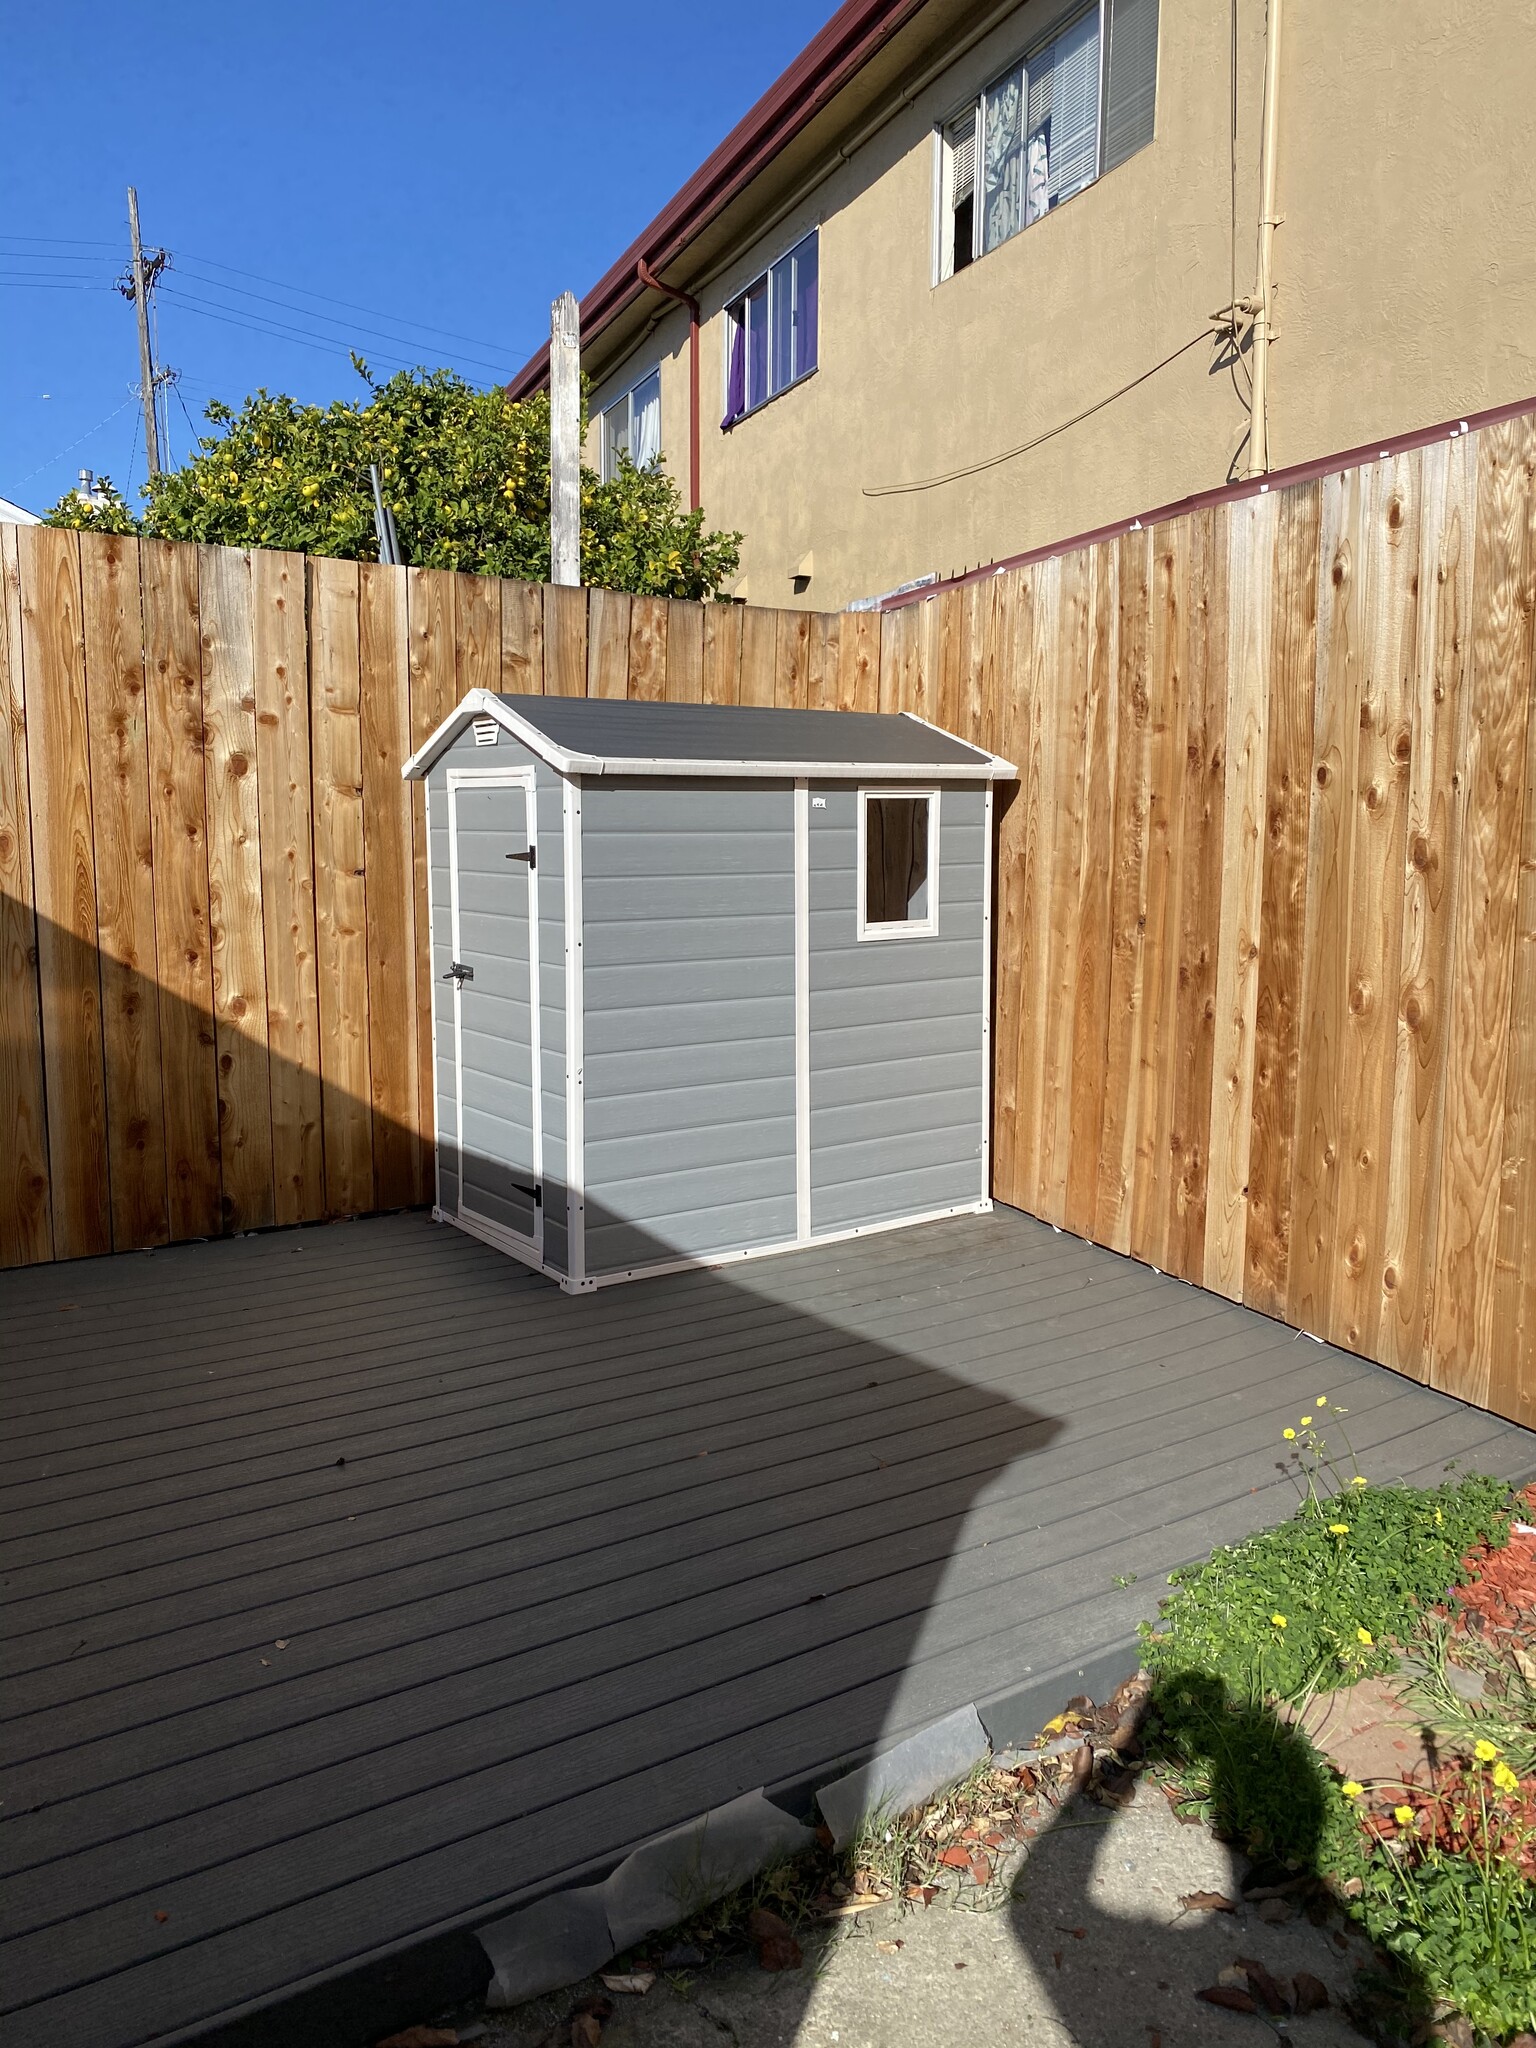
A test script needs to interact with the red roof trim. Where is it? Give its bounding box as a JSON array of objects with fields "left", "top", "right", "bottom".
[
  {"left": 880, "top": 390, "right": 1536, "bottom": 609},
  {"left": 505, "top": 0, "right": 928, "bottom": 402}
]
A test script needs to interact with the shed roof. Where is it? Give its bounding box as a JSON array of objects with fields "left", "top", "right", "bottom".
[{"left": 402, "top": 690, "right": 1014, "bottom": 781}]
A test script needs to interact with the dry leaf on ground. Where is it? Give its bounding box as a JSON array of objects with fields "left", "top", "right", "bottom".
[
  {"left": 599, "top": 1971, "right": 655, "bottom": 1995},
  {"left": 1292, "top": 1972, "right": 1331, "bottom": 2014},
  {"left": 1197, "top": 1985, "right": 1258, "bottom": 2013},
  {"left": 747, "top": 1906, "right": 802, "bottom": 1972},
  {"left": 1179, "top": 1890, "right": 1236, "bottom": 1913},
  {"left": 374, "top": 2030, "right": 457, "bottom": 2048}
]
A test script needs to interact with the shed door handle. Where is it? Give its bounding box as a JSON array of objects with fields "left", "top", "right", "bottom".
[{"left": 443, "top": 960, "right": 473, "bottom": 984}]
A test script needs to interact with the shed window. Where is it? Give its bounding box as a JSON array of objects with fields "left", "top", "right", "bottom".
[
  {"left": 860, "top": 791, "right": 939, "bottom": 939},
  {"left": 938, "top": 0, "right": 1159, "bottom": 280}
]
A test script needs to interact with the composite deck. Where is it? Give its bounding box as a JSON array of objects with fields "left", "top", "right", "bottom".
[{"left": 3, "top": 1205, "right": 1534, "bottom": 2047}]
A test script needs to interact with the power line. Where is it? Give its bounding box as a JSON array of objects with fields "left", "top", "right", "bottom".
[
  {"left": 18, "top": 394, "right": 139, "bottom": 485},
  {"left": 174, "top": 248, "right": 531, "bottom": 358},
  {"left": 172, "top": 265, "right": 518, "bottom": 375},
  {"left": 0, "top": 233, "right": 117, "bottom": 249},
  {"left": 863, "top": 332, "right": 1217, "bottom": 496},
  {"left": 157, "top": 288, "right": 432, "bottom": 373},
  {"left": 0, "top": 278, "right": 114, "bottom": 291}
]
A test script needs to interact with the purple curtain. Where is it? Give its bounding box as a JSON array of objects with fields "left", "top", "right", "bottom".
[
  {"left": 794, "top": 236, "right": 818, "bottom": 378},
  {"left": 722, "top": 316, "right": 746, "bottom": 428}
]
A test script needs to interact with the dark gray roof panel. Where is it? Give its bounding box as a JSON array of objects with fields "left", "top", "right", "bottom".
[{"left": 493, "top": 694, "right": 992, "bottom": 769}]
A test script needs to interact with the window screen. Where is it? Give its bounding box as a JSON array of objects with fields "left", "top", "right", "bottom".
[{"left": 865, "top": 796, "right": 931, "bottom": 927}]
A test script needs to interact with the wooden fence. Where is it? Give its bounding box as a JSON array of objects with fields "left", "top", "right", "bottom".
[{"left": 3, "top": 410, "right": 1535, "bottom": 1425}]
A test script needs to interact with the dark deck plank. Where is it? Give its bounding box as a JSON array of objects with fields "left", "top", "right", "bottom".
[{"left": 2, "top": 1206, "right": 1533, "bottom": 2046}]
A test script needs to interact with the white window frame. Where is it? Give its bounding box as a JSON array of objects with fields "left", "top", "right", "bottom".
[
  {"left": 934, "top": 0, "right": 1114, "bottom": 283},
  {"left": 600, "top": 367, "right": 661, "bottom": 481},
  {"left": 721, "top": 228, "right": 819, "bottom": 426},
  {"left": 856, "top": 787, "right": 941, "bottom": 942}
]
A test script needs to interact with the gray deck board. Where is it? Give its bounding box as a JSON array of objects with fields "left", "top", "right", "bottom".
[{"left": 2, "top": 1206, "right": 1533, "bottom": 2047}]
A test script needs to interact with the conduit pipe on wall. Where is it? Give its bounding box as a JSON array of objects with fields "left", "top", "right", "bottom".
[
  {"left": 1245, "top": 0, "right": 1285, "bottom": 475},
  {"left": 637, "top": 259, "right": 701, "bottom": 512}
]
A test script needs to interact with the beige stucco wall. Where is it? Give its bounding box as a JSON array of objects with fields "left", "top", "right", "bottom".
[{"left": 586, "top": 0, "right": 1536, "bottom": 612}]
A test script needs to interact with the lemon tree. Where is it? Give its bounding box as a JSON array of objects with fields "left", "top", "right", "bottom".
[{"left": 45, "top": 362, "right": 741, "bottom": 601}]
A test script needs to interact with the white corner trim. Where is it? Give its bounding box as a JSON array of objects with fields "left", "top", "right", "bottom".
[
  {"left": 856, "top": 786, "right": 942, "bottom": 942},
  {"left": 424, "top": 780, "right": 443, "bottom": 1215},
  {"left": 563, "top": 774, "right": 586, "bottom": 1286},
  {"left": 898, "top": 710, "right": 1016, "bottom": 780},
  {"left": 794, "top": 780, "right": 811, "bottom": 1243}
]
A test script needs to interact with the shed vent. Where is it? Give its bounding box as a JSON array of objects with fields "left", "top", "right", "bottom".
[{"left": 472, "top": 717, "right": 499, "bottom": 748}]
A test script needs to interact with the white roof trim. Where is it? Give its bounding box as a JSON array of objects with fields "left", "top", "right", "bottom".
[{"left": 400, "top": 689, "right": 1016, "bottom": 782}]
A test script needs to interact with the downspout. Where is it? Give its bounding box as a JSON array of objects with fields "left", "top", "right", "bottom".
[
  {"left": 637, "top": 259, "right": 701, "bottom": 513},
  {"left": 1244, "top": 0, "right": 1284, "bottom": 476}
]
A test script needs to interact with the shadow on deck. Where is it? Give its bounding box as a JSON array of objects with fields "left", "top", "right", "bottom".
[{"left": 3, "top": 1205, "right": 1534, "bottom": 2047}]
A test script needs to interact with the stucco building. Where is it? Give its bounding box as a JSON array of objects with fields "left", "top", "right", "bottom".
[{"left": 508, "top": 0, "right": 1536, "bottom": 612}]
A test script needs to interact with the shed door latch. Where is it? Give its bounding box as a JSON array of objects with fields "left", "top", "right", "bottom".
[
  {"left": 505, "top": 846, "right": 536, "bottom": 868},
  {"left": 443, "top": 960, "right": 474, "bottom": 984},
  {"left": 512, "top": 1180, "right": 542, "bottom": 1206}
]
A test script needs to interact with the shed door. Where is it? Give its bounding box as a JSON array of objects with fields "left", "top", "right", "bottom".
[{"left": 449, "top": 774, "right": 542, "bottom": 1258}]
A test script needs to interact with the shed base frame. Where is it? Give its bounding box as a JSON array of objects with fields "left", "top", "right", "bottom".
[{"left": 433, "top": 1198, "right": 993, "bottom": 1292}]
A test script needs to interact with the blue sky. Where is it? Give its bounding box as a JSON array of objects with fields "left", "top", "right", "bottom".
[{"left": 2, "top": 1, "right": 830, "bottom": 514}]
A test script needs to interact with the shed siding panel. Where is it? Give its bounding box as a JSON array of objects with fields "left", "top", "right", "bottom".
[
  {"left": 426, "top": 726, "right": 564, "bottom": 1267},
  {"left": 580, "top": 780, "right": 796, "bottom": 1273},
  {"left": 809, "top": 783, "right": 987, "bottom": 1232}
]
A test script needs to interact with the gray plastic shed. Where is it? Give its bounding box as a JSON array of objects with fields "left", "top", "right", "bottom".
[{"left": 402, "top": 690, "right": 1014, "bottom": 1291}]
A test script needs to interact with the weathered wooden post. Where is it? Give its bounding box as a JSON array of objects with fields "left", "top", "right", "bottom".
[{"left": 549, "top": 290, "right": 581, "bottom": 587}]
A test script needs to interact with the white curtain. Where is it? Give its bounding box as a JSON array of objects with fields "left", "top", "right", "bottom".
[{"left": 630, "top": 371, "right": 661, "bottom": 469}]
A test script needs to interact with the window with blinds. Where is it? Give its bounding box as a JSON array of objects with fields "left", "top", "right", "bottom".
[{"left": 938, "top": 0, "right": 1158, "bottom": 281}]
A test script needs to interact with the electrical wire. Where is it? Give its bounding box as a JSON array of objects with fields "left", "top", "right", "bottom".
[
  {"left": 0, "top": 233, "right": 116, "bottom": 249},
  {"left": 157, "top": 288, "right": 435, "bottom": 374},
  {"left": 862, "top": 332, "right": 1217, "bottom": 497},
  {"left": 0, "top": 278, "right": 114, "bottom": 291},
  {"left": 174, "top": 248, "right": 532, "bottom": 359},
  {"left": 172, "top": 265, "right": 517, "bottom": 376},
  {"left": 18, "top": 395, "right": 140, "bottom": 486}
]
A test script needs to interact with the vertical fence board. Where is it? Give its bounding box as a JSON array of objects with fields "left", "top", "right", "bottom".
[
  {"left": 500, "top": 578, "right": 545, "bottom": 694},
  {"left": 1127, "top": 521, "right": 1189, "bottom": 1268},
  {"left": 252, "top": 549, "right": 324, "bottom": 1225},
  {"left": 310, "top": 557, "right": 373, "bottom": 1216},
  {"left": 838, "top": 609, "right": 880, "bottom": 713},
  {"left": 775, "top": 608, "right": 810, "bottom": 709},
  {"left": 20, "top": 527, "right": 112, "bottom": 1260},
  {"left": 141, "top": 538, "right": 222, "bottom": 1241},
  {"left": 407, "top": 569, "right": 458, "bottom": 1208},
  {"left": 360, "top": 562, "right": 418, "bottom": 1210},
  {"left": 702, "top": 602, "right": 742, "bottom": 705},
  {"left": 1430, "top": 417, "right": 1536, "bottom": 1403},
  {"left": 628, "top": 595, "right": 668, "bottom": 701},
  {"left": 0, "top": 526, "right": 51, "bottom": 1266},
  {"left": 1035, "top": 551, "right": 1092, "bottom": 1225},
  {"left": 1062, "top": 547, "right": 1118, "bottom": 1239},
  {"left": 79, "top": 533, "right": 168, "bottom": 1252},
  {"left": 1330, "top": 457, "right": 1419, "bottom": 1354},
  {"left": 199, "top": 546, "right": 275, "bottom": 1233},
  {"left": 1243, "top": 483, "right": 1321, "bottom": 1316},
  {"left": 544, "top": 583, "right": 587, "bottom": 697},
  {"left": 664, "top": 598, "right": 705, "bottom": 702},
  {"left": 1164, "top": 506, "right": 1228, "bottom": 1284},
  {"left": 1204, "top": 493, "right": 1274, "bottom": 1297},
  {"left": 1378, "top": 438, "right": 1476, "bottom": 1377},
  {"left": 453, "top": 570, "right": 500, "bottom": 699},
  {"left": 738, "top": 605, "right": 778, "bottom": 707},
  {"left": 587, "top": 588, "right": 631, "bottom": 699},
  {"left": 1287, "top": 468, "right": 1368, "bottom": 1335}
]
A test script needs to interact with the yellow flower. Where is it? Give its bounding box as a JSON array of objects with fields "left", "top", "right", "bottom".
[
  {"left": 1357, "top": 1628, "right": 1374, "bottom": 1645},
  {"left": 1271, "top": 1614, "right": 1288, "bottom": 1628},
  {"left": 1434, "top": 1508, "right": 1443, "bottom": 1525},
  {"left": 1283, "top": 1428, "right": 1296, "bottom": 1441},
  {"left": 1329, "top": 1524, "right": 1351, "bottom": 1536},
  {"left": 1474, "top": 1739, "right": 1500, "bottom": 1764},
  {"left": 1316, "top": 1396, "right": 1328, "bottom": 1407},
  {"left": 1352, "top": 1476, "right": 1368, "bottom": 1487},
  {"left": 1493, "top": 1761, "right": 1520, "bottom": 1794},
  {"left": 1300, "top": 1415, "right": 1314, "bottom": 1427},
  {"left": 1394, "top": 1805, "right": 1415, "bottom": 1826},
  {"left": 1342, "top": 1780, "right": 1364, "bottom": 1799}
]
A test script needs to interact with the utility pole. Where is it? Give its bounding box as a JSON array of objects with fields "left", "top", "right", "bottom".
[
  {"left": 126, "top": 187, "right": 162, "bottom": 476},
  {"left": 549, "top": 291, "right": 581, "bottom": 587}
]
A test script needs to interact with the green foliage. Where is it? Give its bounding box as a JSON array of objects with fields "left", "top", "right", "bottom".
[
  {"left": 1140, "top": 1472, "right": 1513, "bottom": 1705},
  {"left": 1354, "top": 1837, "right": 1536, "bottom": 2041},
  {"left": 45, "top": 476, "right": 139, "bottom": 535},
  {"left": 44, "top": 364, "right": 741, "bottom": 600}
]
